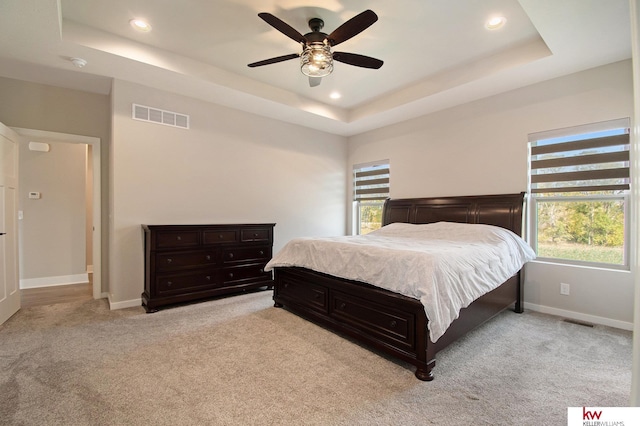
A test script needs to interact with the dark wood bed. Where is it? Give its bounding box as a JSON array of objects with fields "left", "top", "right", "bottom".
[{"left": 272, "top": 192, "right": 526, "bottom": 380}]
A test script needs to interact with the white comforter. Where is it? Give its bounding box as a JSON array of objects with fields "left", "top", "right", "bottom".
[{"left": 265, "top": 222, "right": 536, "bottom": 342}]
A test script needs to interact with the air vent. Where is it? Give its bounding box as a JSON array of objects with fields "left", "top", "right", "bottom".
[{"left": 132, "top": 104, "right": 190, "bottom": 129}]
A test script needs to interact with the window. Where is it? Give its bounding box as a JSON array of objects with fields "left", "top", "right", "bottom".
[
  {"left": 528, "top": 118, "right": 630, "bottom": 268},
  {"left": 353, "top": 161, "right": 390, "bottom": 235}
]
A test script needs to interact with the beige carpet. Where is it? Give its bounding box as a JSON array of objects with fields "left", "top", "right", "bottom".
[{"left": 0, "top": 290, "right": 632, "bottom": 425}]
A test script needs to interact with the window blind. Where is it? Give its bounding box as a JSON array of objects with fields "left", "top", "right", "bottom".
[
  {"left": 353, "top": 162, "right": 390, "bottom": 202},
  {"left": 530, "top": 132, "right": 630, "bottom": 194}
]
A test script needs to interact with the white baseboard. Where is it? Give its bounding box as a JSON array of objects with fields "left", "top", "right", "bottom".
[
  {"left": 524, "top": 302, "right": 633, "bottom": 331},
  {"left": 20, "top": 273, "right": 89, "bottom": 289},
  {"left": 108, "top": 296, "right": 142, "bottom": 310}
]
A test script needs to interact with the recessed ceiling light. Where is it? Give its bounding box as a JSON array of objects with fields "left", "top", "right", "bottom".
[
  {"left": 485, "top": 16, "right": 506, "bottom": 30},
  {"left": 130, "top": 19, "right": 152, "bottom": 32},
  {"left": 330, "top": 92, "right": 341, "bottom": 100}
]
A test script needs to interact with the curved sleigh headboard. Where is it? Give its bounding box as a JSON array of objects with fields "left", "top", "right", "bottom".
[{"left": 382, "top": 192, "right": 526, "bottom": 237}]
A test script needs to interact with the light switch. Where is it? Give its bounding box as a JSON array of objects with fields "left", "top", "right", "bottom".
[
  {"left": 18, "top": 210, "right": 23, "bottom": 220},
  {"left": 28, "top": 192, "right": 41, "bottom": 199}
]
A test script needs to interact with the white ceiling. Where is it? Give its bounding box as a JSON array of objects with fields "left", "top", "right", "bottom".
[{"left": 0, "top": 0, "right": 632, "bottom": 136}]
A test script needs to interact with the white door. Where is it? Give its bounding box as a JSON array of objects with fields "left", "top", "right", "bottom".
[{"left": 0, "top": 122, "right": 20, "bottom": 325}]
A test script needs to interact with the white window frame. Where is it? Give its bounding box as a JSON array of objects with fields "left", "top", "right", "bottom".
[
  {"left": 527, "top": 118, "right": 630, "bottom": 270},
  {"left": 529, "top": 194, "right": 630, "bottom": 270},
  {"left": 352, "top": 160, "right": 389, "bottom": 235},
  {"left": 354, "top": 199, "right": 385, "bottom": 235}
]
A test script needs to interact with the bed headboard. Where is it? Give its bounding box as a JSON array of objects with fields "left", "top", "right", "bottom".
[{"left": 382, "top": 192, "right": 526, "bottom": 236}]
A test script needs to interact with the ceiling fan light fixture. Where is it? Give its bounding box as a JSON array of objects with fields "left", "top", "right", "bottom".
[{"left": 301, "top": 43, "right": 333, "bottom": 77}]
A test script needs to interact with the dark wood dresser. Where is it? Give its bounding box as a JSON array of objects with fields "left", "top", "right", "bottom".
[{"left": 142, "top": 223, "right": 275, "bottom": 312}]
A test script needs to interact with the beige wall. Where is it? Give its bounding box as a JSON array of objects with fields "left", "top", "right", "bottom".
[
  {"left": 0, "top": 78, "right": 110, "bottom": 137},
  {"left": 0, "top": 77, "right": 110, "bottom": 291},
  {"left": 109, "top": 79, "right": 347, "bottom": 306},
  {"left": 348, "top": 60, "right": 635, "bottom": 327},
  {"left": 18, "top": 140, "right": 86, "bottom": 282}
]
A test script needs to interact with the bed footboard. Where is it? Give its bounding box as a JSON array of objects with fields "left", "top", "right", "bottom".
[
  {"left": 273, "top": 267, "right": 434, "bottom": 380},
  {"left": 273, "top": 267, "right": 522, "bottom": 380}
]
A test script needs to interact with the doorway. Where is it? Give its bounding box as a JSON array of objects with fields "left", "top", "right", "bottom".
[{"left": 13, "top": 128, "right": 102, "bottom": 299}]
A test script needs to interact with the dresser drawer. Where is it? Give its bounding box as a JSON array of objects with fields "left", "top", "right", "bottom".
[
  {"left": 156, "top": 251, "right": 216, "bottom": 272},
  {"left": 155, "top": 231, "right": 199, "bottom": 249},
  {"left": 241, "top": 228, "right": 271, "bottom": 242},
  {"left": 221, "top": 263, "right": 270, "bottom": 284},
  {"left": 330, "top": 290, "right": 416, "bottom": 351},
  {"left": 222, "top": 246, "right": 271, "bottom": 264},
  {"left": 157, "top": 271, "right": 219, "bottom": 295},
  {"left": 202, "top": 230, "right": 238, "bottom": 244}
]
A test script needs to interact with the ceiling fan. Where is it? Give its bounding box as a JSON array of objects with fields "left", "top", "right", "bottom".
[{"left": 248, "top": 10, "right": 383, "bottom": 87}]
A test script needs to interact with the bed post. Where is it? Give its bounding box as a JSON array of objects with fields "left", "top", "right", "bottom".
[
  {"left": 273, "top": 269, "right": 284, "bottom": 308},
  {"left": 515, "top": 269, "right": 525, "bottom": 314},
  {"left": 416, "top": 312, "right": 434, "bottom": 381},
  {"left": 515, "top": 191, "right": 526, "bottom": 314}
]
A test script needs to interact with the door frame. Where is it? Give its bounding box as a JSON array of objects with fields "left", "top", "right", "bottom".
[
  {"left": 13, "top": 128, "right": 102, "bottom": 299},
  {"left": 0, "top": 123, "right": 21, "bottom": 325}
]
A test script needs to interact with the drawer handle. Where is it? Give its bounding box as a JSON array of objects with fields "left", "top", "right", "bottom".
[
  {"left": 314, "top": 293, "right": 320, "bottom": 299},
  {"left": 218, "top": 234, "right": 224, "bottom": 239},
  {"left": 167, "top": 281, "right": 173, "bottom": 287},
  {"left": 228, "top": 272, "right": 234, "bottom": 278},
  {"left": 253, "top": 233, "right": 259, "bottom": 237},
  {"left": 390, "top": 320, "right": 397, "bottom": 328},
  {"left": 166, "top": 258, "right": 172, "bottom": 263},
  {"left": 205, "top": 255, "right": 211, "bottom": 261},
  {"left": 340, "top": 302, "right": 346, "bottom": 309},
  {"left": 228, "top": 253, "right": 234, "bottom": 259},
  {"left": 176, "top": 236, "right": 182, "bottom": 241},
  {"left": 260, "top": 268, "right": 264, "bottom": 273},
  {"left": 259, "top": 250, "right": 264, "bottom": 256},
  {"left": 206, "top": 276, "right": 211, "bottom": 281}
]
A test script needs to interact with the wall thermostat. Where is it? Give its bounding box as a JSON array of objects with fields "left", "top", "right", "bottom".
[{"left": 28, "top": 192, "right": 41, "bottom": 199}]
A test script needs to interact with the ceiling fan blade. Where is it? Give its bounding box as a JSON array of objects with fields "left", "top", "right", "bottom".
[
  {"left": 309, "top": 77, "right": 322, "bottom": 87},
  {"left": 258, "top": 13, "right": 306, "bottom": 44},
  {"left": 332, "top": 52, "right": 383, "bottom": 69},
  {"left": 327, "top": 10, "right": 378, "bottom": 46},
  {"left": 248, "top": 53, "right": 299, "bottom": 68}
]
